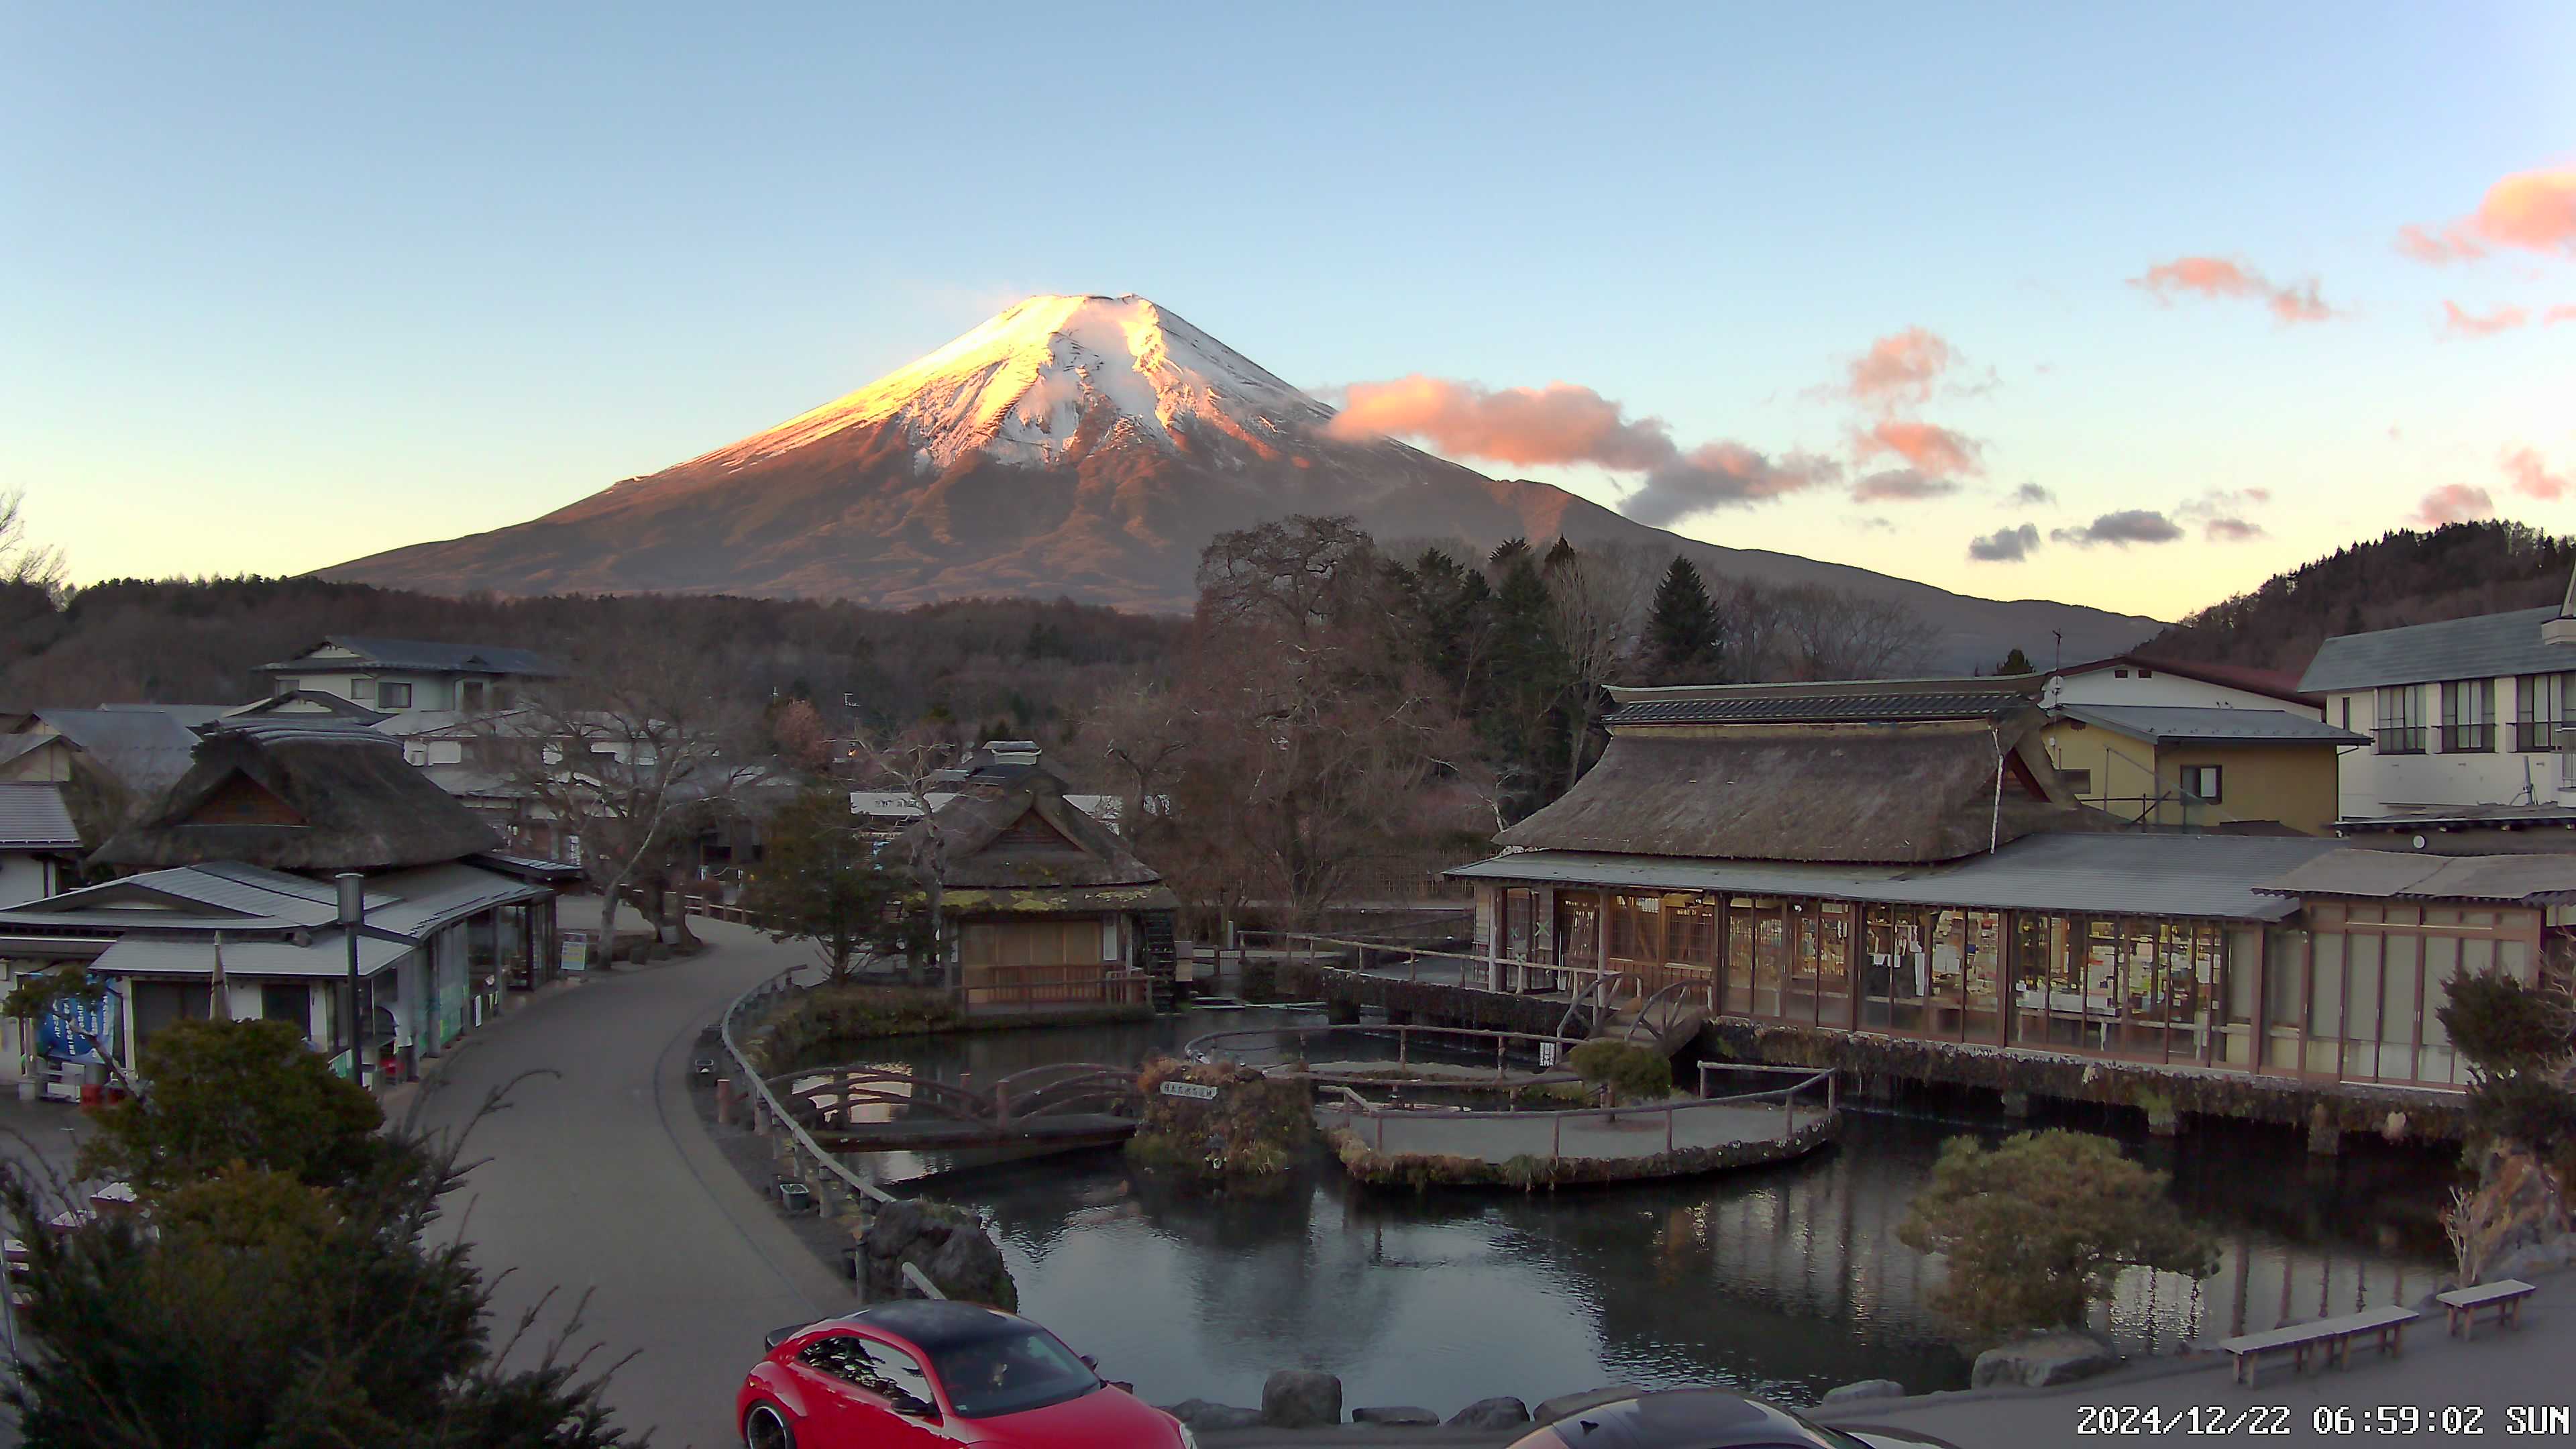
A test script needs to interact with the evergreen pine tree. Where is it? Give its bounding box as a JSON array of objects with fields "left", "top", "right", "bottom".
[
  {"left": 1646, "top": 556, "right": 1722, "bottom": 682},
  {"left": 1993, "top": 646, "right": 2035, "bottom": 675}
]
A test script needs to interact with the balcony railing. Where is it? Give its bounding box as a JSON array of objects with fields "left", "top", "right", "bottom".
[
  {"left": 2375, "top": 727, "right": 2426, "bottom": 755},
  {"left": 2440, "top": 723, "right": 2494, "bottom": 753},
  {"left": 2515, "top": 720, "right": 2561, "bottom": 753}
]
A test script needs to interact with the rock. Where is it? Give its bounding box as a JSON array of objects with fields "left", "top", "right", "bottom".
[
  {"left": 925, "top": 1217, "right": 1014, "bottom": 1307},
  {"left": 1534, "top": 1385, "right": 1646, "bottom": 1424},
  {"left": 1163, "top": 1400, "right": 1264, "bottom": 1431},
  {"left": 1352, "top": 1405, "right": 1439, "bottom": 1426},
  {"left": 1262, "top": 1368, "right": 1342, "bottom": 1428},
  {"left": 1448, "top": 1397, "right": 1533, "bottom": 1429},
  {"left": 1820, "top": 1379, "right": 1906, "bottom": 1404},
  {"left": 1971, "top": 1333, "right": 2118, "bottom": 1389}
]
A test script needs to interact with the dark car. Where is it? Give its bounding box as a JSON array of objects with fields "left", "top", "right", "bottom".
[
  {"left": 736, "top": 1299, "right": 1192, "bottom": 1449},
  {"left": 1507, "top": 1389, "right": 1960, "bottom": 1449}
]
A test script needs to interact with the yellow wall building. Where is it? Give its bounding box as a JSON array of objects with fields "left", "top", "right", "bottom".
[{"left": 2039, "top": 704, "right": 2363, "bottom": 836}]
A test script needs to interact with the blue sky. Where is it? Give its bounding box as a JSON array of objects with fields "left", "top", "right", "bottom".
[{"left": 6, "top": 2, "right": 2573, "bottom": 620}]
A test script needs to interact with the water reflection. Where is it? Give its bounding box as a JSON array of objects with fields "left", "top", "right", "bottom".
[{"left": 792, "top": 1013, "right": 2455, "bottom": 1409}]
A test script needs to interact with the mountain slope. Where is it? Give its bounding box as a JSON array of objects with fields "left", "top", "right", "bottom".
[{"left": 328, "top": 294, "right": 2159, "bottom": 670}]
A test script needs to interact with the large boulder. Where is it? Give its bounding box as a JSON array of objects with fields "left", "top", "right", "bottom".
[
  {"left": 1534, "top": 1385, "right": 1646, "bottom": 1424},
  {"left": 1352, "top": 1405, "right": 1439, "bottom": 1426},
  {"left": 1820, "top": 1379, "right": 1906, "bottom": 1404},
  {"left": 859, "top": 1197, "right": 1017, "bottom": 1309},
  {"left": 1163, "top": 1399, "right": 1264, "bottom": 1431},
  {"left": 1449, "top": 1397, "right": 1533, "bottom": 1429},
  {"left": 1262, "top": 1368, "right": 1342, "bottom": 1428},
  {"left": 1970, "top": 1333, "right": 2118, "bottom": 1389}
]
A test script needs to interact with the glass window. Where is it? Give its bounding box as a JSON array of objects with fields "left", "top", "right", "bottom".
[
  {"left": 2061, "top": 767, "right": 2094, "bottom": 794},
  {"left": 2514, "top": 672, "right": 2574, "bottom": 752},
  {"left": 376, "top": 681, "right": 414, "bottom": 709},
  {"left": 928, "top": 1329, "right": 1098, "bottom": 1419},
  {"left": 2440, "top": 679, "right": 2496, "bottom": 752},
  {"left": 2374, "top": 684, "right": 2426, "bottom": 754},
  {"left": 2180, "top": 765, "right": 2222, "bottom": 803}
]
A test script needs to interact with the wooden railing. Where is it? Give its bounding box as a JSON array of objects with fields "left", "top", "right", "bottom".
[
  {"left": 961, "top": 963, "right": 1150, "bottom": 1010},
  {"left": 1327, "top": 1063, "right": 1839, "bottom": 1160}
]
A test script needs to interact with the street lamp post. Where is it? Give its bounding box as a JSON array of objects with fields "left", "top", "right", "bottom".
[{"left": 336, "top": 872, "right": 367, "bottom": 1090}]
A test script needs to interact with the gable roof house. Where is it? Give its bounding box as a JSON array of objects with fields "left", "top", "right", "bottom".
[
  {"left": 256, "top": 636, "right": 564, "bottom": 718},
  {"left": 0, "top": 707, "right": 215, "bottom": 845},
  {"left": 0, "top": 782, "right": 82, "bottom": 906},
  {"left": 898, "top": 751, "right": 1179, "bottom": 1016},
  {"left": 0, "top": 719, "right": 566, "bottom": 1091}
]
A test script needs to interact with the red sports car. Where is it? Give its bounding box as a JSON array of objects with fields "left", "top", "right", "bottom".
[{"left": 737, "top": 1299, "right": 1194, "bottom": 1449}]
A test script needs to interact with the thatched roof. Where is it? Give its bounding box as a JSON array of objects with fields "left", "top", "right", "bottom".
[
  {"left": 1497, "top": 710, "right": 2085, "bottom": 865},
  {"left": 93, "top": 720, "right": 498, "bottom": 873},
  {"left": 906, "top": 763, "right": 1163, "bottom": 893}
]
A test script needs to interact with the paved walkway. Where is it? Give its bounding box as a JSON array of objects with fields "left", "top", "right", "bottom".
[
  {"left": 1809, "top": 1267, "right": 2576, "bottom": 1448},
  {"left": 1316, "top": 1099, "right": 1803, "bottom": 1163},
  {"left": 408, "top": 920, "right": 845, "bottom": 1448}
]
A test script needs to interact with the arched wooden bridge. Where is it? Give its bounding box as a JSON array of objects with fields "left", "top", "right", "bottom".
[{"left": 766, "top": 1062, "right": 1144, "bottom": 1152}]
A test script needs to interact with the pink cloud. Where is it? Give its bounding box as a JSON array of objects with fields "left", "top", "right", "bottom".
[
  {"left": 1845, "top": 327, "right": 1959, "bottom": 409},
  {"left": 2131, "top": 256, "right": 2337, "bottom": 323},
  {"left": 2204, "top": 518, "right": 2265, "bottom": 542},
  {"left": 2442, "top": 301, "right": 2528, "bottom": 337},
  {"left": 1327, "top": 375, "right": 1675, "bottom": 469},
  {"left": 1854, "top": 419, "right": 1984, "bottom": 478},
  {"left": 2412, "top": 484, "right": 2496, "bottom": 526},
  {"left": 2399, "top": 167, "right": 2576, "bottom": 263},
  {"left": 2548, "top": 304, "right": 2576, "bottom": 325},
  {"left": 2505, "top": 446, "right": 2569, "bottom": 501}
]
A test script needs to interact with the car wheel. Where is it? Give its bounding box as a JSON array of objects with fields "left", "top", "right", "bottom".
[{"left": 743, "top": 1401, "right": 796, "bottom": 1449}]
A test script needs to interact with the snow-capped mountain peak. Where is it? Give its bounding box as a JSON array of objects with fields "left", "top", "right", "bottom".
[{"left": 702, "top": 294, "right": 1332, "bottom": 472}]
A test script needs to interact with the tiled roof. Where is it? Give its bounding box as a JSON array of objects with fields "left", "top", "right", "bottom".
[
  {"left": 2257, "top": 848, "right": 2576, "bottom": 905},
  {"left": 1452, "top": 831, "right": 2347, "bottom": 922},
  {"left": 1608, "top": 692, "right": 2030, "bottom": 726},
  {"left": 0, "top": 782, "right": 80, "bottom": 849},
  {"left": 259, "top": 636, "right": 563, "bottom": 678},
  {"left": 2300, "top": 606, "right": 2575, "bottom": 693},
  {"left": 2053, "top": 704, "right": 2369, "bottom": 745}
]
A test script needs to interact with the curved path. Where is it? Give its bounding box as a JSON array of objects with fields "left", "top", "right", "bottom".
[{"left": 411, "top": 919, "right": 841, "bottom": 1448}]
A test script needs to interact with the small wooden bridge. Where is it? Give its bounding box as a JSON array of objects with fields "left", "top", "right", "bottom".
[{"left": 769, "top": 1063, "right": 1145, "bottom": 1152}]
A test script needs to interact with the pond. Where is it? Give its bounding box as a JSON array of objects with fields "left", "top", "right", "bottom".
[{"left": 790, "top": 1008, "right": 2457, "bottom": 1410}]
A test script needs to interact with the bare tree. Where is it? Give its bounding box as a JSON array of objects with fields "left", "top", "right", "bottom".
[
  {"left": 1542, "top": 541, "right": 1661, "bottom": 790},
  {"left": 0, "top": 489, "right": 69, "bottom": 604},
  {"left": 1768, "top": 584, "right": 1938, "bottom": 679},
  {"left": 1071, "top": 682, "right": 1193, "bottom": 857},
  {"left": 484, "top": 639, "right": 759, "bottom": 959},
  {"left": 852, "top": 729, "right": 965, "bottom": 988}
]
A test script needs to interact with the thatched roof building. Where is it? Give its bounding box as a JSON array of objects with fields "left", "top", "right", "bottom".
[
  {"left": 908, "top": 761, "right": 1171, "bottom": 902},
  {"left": 1499, "top": 678, "right": 2086, "bottom": 865},
  {"left": 93, "top": 719, "right": 498, "bottom": 873}
]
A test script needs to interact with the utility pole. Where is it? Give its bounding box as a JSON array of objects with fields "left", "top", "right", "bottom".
[{"left": 336, "top": 873, "right": 368, "bottom": 1089}]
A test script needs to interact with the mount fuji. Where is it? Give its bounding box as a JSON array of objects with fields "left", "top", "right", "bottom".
[{"left": 325, "top": 294, "right": 2158, "bottom": 667}]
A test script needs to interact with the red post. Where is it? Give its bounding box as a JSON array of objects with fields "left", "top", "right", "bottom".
[{"left": 1665, "top": 1106, "right": 1674, "bottom": 1153}]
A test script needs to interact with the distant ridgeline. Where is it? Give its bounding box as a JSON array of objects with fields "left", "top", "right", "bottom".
[{"left": 2143, "top": 521, "right": 2576, "bottom": 677}]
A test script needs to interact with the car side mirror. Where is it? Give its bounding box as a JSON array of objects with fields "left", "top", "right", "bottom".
[{"left": 888, "top": 1391, "right": 939, "bottom": 1421}]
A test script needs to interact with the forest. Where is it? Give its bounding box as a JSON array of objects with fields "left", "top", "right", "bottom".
[{"left": 2143, "top": 521, "right": 2576, "bottom": 674}]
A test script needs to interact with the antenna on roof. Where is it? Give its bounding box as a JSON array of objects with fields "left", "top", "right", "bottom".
[{"left": 2052, "top": 630, "right": 2063, "bottom": 672}]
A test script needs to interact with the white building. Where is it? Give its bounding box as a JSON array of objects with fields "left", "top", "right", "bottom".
[
  {"left": 2300, "top": 588, "right": 2576, "bottom": 843},
  {"left": 0, "top": 783, "right": 82, "bottom": 906},
  {"left": 256, "top": 636, "right": 563, "bottom": 720},
  {"left": 2044, "top": 652, "right": 2323, "bottom": 718}
]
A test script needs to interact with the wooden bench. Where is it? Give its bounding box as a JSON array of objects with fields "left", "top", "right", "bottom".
[
  {"left": 2436, "top": 1279, "right": 2536, "bottom": 1340},
  {"left": 2218, "top": 1305, "right": 2419, "bottom": 1386}
]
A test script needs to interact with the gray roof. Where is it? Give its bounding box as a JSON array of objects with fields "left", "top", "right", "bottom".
[
  {"left": 2054, "top": 704, "right": 2368, "bottom": 746},
  {"left": 26, "top": 708, "right": 206, "bottom": 796},
  {"left": 2257, "top": 847, "right": 2576, "bottom": 905},
  {"left": 1451, "top": 831, "right": 2349, "bottom": 922},
  {"left": 259, "top": 635, "right": 563, "bottom": 678},
  {"left": 0, "top": 860, "right": 545, "bottom": 977},
  {"left": 0, "top": 783, "right": 80, "bottom": 849},
  {"left": 2338, "top": 804, "right": 2576, "bottom": 830},
  {"left": 1609, "top": 692, "right": 2029, "bottom": 727},
  {"left": 2300, "top": 606, "right": 2576, "bottom": 693}
]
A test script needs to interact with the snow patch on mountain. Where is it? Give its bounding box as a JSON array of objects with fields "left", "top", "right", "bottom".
[{"left": 694, "top": 294, "right": 1332, "bottom": 473}]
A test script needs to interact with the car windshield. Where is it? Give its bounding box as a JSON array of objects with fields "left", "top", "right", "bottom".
[{"left": 927, "top": 1328, "right": 1099, "bottom": 1419}]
